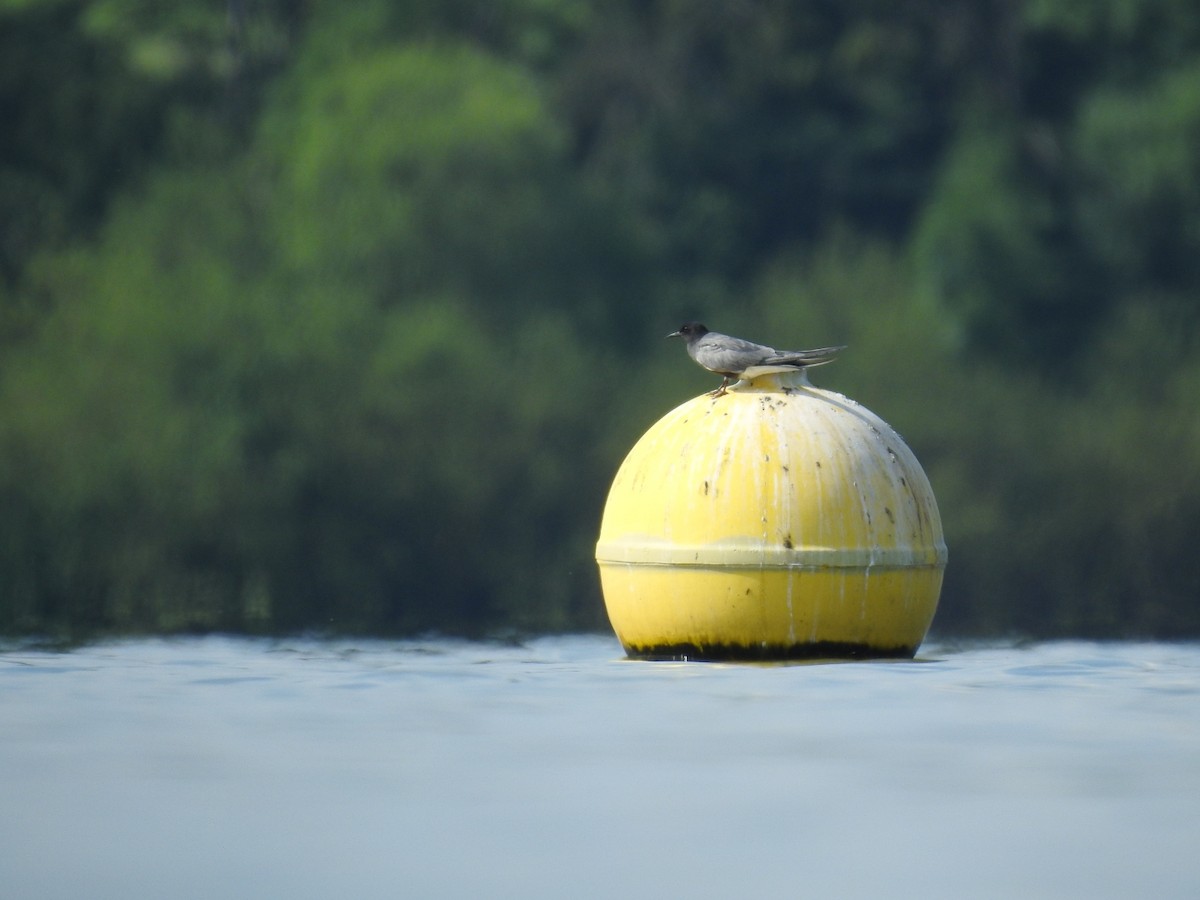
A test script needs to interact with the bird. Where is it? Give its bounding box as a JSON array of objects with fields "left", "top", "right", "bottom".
[{"left": 666, "top": 322, "right": 845, "bottom": 397}]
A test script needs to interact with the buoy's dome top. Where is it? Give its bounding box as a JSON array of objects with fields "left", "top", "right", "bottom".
[{"left": 597, "top": 372, "right": 946, "bottom": 570}]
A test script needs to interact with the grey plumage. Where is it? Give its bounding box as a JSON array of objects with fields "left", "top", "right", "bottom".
[{"left": 667, "top": 322, "right": 844, "bottom": 397}]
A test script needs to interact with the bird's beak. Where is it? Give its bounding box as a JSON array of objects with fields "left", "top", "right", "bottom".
[{"left": 666, "top": 330, "right": 682, "bottom": 339}]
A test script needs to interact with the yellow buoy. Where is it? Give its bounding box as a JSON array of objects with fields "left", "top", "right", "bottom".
[{"left": 596, "top": 372, "right": 947, "bottom": 661}]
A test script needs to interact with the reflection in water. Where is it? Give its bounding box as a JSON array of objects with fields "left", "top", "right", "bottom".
[{"left": 1, "top": 637, "right": 1198, "bottom": 899}]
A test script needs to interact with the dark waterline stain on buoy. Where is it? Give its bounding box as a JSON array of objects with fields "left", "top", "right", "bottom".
[{"left": 623, "top": 641, "right": 918, "bottom": 663}]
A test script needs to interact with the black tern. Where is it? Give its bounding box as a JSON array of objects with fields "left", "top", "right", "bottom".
[{"left": 667, "top": 322, "right": 845, "bottom": 397}]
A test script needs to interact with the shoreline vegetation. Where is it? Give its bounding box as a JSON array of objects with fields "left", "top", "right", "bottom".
[{"left": 2, "top": 1, "right": 1198, "bottom": 640}]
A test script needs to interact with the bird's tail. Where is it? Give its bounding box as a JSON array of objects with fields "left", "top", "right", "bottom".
[{"left": 766, "top": 345, "right": 846, "bottom": 368}]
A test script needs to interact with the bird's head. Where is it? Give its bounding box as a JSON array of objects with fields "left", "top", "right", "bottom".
[{"left": 666, "top": 322, "right": 709, "bottom": 342}]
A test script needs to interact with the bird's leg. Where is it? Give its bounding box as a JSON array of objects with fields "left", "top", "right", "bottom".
[{"left": 707, "top": 376, "right": 732, "bottom": 398}]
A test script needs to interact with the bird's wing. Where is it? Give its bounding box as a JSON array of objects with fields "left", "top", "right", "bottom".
[
  {"left": 700, "top": 332, "right": 774, "bottom": 354},
  {"left": 692, "top": 333, "right": 775, "bottom": 374},
  {"left": 762, "top": 345, "right": 846, "bottom": 368}
]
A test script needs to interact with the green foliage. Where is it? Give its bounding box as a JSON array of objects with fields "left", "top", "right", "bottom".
[
  {"left": 911, "top": 2, "right": 1200, "bottom": 372},
  {"left": 0, "top": 0, "right": 152, "bottom": 284},
  {"left": 555, "top": 0, "right": 965, "bottom": 277},
  {"left": 0, "top": 156, "right": 622, "bottom": 636},
  {"left": 266, "top": 42, "right": 566, "bottom": 299},
  {"left": 1073, "top": 60, "right": 1200, "bottom": 291},
  {"left": 2, "top": 0, "right": 1200, "bottom": 639},
  {"left": 911, "top": 124, "right": 1103, "bottom": 368}
]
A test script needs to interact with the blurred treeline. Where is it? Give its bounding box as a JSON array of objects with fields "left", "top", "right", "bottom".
[{"left": 2, "top": 0, "right": 1199, "bottom": 640}]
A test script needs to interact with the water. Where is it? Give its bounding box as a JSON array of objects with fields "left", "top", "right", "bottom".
[{"left": 2, "top": 636, "right": 1198, "bottom": 900}]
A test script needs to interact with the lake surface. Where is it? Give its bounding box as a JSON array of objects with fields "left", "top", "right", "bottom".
[{"left": 2, "top": 635, "right": 1198, "bottom": 899}]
